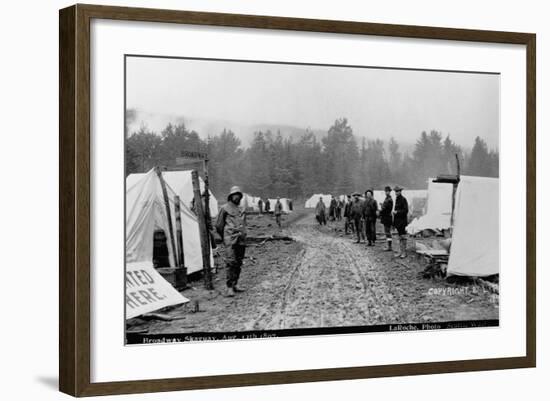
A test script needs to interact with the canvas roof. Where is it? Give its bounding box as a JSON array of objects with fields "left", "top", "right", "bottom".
[
  {"left": 241, "top": 193, "right": 262, "bottom": 211},
  {"left": 127, "top": 170, "right": 218, "bottom": 218},
  {"left": 447, "top": 176, "right": 499, "bottom": 277},
  {"left": 305, "top": 194, "right": 332, "bottom": 208},
  {"left": 126, "top": 168, "right": 213, "bottom": 274},
  {"left": 408, "top": 179, "right": 453, "bottom": 234},
  {"left": 268, "top": 198, "right": 292, "bottom": 213}
]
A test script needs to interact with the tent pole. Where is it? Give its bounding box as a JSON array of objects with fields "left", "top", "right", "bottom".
[
  {"left": 202, "top": 158, "right": 217, "bottom": 273},
  {"left": 191, "top": 169, "right": 213, "bottom": 290},
  {"left": 155, "top": 166, "right": 178, "bottom": 268},
  {"left": 450, "top": 154, "right": 461, "bottom": 233},
  {"left": 173, "top": 195, "right": 187, "bottom": 288}
]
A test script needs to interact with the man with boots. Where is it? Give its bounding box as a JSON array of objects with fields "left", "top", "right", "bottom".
[
  {"left": 315, "top": 197, "right": 327, "bottom": 225},
  {"left": 380, "top": 186, "right": 394, "bottom": 252},
  {"left": 216, "top": 186, "right": 247, "bottom": 297},
  {"left": 350, "top": 192, "right": 365, "bottom": 243},
  {"left": 343, "top": 194, "right": 353, "bottom": 234},
  {"left": 329, "top": 195, "right": 337, "bottom": 221},
  {"left": 392, "top": 186, "right": 409, "bottom": 258},
  {"left": 363, "top": 189, "right": 378, "bottom": 246}
]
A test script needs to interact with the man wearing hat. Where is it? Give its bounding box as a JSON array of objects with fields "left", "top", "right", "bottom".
[
  {"left": 315, "top": 196, "right": 327, "bottom": 226},
  {"left": 216, "top": 186, "right": 247, "bottom": 297},
  {"left": 380, "top": 186, "right": 394, "bottom": 251},
  {"left": 343, "top": 194, "right": 353, "bottom": 234},
  {"left": 393, "top": 185, "right": 409, "bottom": 258},
  {"left": 350, "top": 192, "right": 365, "bottom": 243},
  {"left": 363, "top": 189, "right": 378, "bottom": 246}
]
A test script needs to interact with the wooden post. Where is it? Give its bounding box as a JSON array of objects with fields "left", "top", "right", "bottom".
[
  {"left": 174, "top": 195, "right": 185, "bottom": 267},
  {"left": 155, "top": 167, "right": 178, "bottom": 267},
  {"left": 191, "top": 169, "right": 213, "bottom": 290},
  {"left": 202, "top": 159, "right": 213, "bottom": 243},
  {"left": 173, "top": 195, "right": 188, "bottom": 289},
  {"left": 450, "top": 154, "right": 461, "bottom": 232}
]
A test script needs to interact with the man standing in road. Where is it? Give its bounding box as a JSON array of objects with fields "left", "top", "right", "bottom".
[
  {"left": 315, "top": 197, "right": 327, "bottom": 225},
  {"left": 274, "top": 197, "right": 283, "bottom": 228},
  {"left": 216, "top": 186, "right": 247, "bottom": 297},
  {"left": 329, "top": 195, "right": 337, "bottom": 221},
  {"left": 350, "top": 192, "right": 365, "bottom": 243},
  {"left": 380, "top": 185, "right": 394, "bottom": 252},
  {"left": 363, "top": 189, "right": 378, "bottom": 246},
  {"left": 335, "top": 197, "right": 343, "bottom": 221},
  {"left": 264, "top": 198, "right": 271, "bottom": 213},
  {"left": 257, "top": 198, "right": 263, "bottom": 214},
  {"left": 393, "top": 185, "right": 409, "bottom": 258},
  {"left": 343, "top": 194, "right": 354, "bottom": 234}
]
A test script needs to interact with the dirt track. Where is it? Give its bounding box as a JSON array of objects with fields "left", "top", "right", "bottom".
[{"left": 127, "top": 208, "right": 498, "bottom": 335}]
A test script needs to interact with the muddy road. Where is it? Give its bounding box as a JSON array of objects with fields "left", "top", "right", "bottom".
[{"left": 127, "top": 209, "right": 498, "bottom": 335}]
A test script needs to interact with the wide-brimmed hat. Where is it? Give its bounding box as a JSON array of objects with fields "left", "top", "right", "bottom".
[
  {"left": 393, "top": 185, "right": 403, "bottom": 192},
  {"left": 352, "top": 191, "right": 361, "bottom": 196},
  {"left": 365, "top": 188, "right": 373, "bottom": 195},
  {"left": 227, "top": 186, "right": 243, "bottom": 200},
  {"left": 384, "top": 186, "right": 392, "bottom": 192}
]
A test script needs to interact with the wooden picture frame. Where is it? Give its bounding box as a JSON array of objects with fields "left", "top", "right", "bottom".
[{"left": 59, "top": 3, "right": 536, "bottom": 397}]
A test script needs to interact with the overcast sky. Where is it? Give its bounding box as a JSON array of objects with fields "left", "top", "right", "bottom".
[{"left": 126, "top": 56, "right": 500, "bottom": 150}]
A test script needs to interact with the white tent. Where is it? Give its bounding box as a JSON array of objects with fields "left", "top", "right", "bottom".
[
  {"left": 447, "top": 176, "right": 499, "bottom": 277},
  {"left": 126, "top": 169, "right": 213, "bottom": 274},
  {"left": 408, "top": 180, "right": 453, "bottom": 234},
  {"left": 372, "top": 189, "right": 427, "bottom": 214},
  {"left": 305, "top": 194, "right": 331, "bottom": 208},
  {"left": 269, "top": 198, "right": 291, "bottom": 213},
  {"left": 241, "top": 193, "right": 262, "bottom": 212},
  {"left": 126, "top": 170, "right": 218, "bottom": 218},
  {"left": 373, "top": 191, "right": 386, "bottom": 206}
]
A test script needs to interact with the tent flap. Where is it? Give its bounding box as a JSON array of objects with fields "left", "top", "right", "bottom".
[
  {"left": 447, "top": 176, "right": 499, "bottom": 277},
  {"left": 126, "top": 169, "right": 215, "bottom": 274}
]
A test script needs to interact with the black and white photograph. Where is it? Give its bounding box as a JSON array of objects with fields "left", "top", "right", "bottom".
[{"left": 124, "top": 55, "right": 500, "bottom": 344}]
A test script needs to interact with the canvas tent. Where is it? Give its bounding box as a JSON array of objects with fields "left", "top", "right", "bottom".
[
  {"left": 268, "top": 198, "right": 291, "bottom": 213},
  {"left": 447, "top": 176, "right": 499, "bottom": 277},
  {"left": 408, "top": 179, "right": 453, "bottom": 235},
  {"left": 126, "top": 168, "right": 213, "bottom": 274},
  {"left": 241, "top": 193, "right": 262, "bottom": 212},
  {"left": 126, "top": 170, "right": 218, "bottom": 218},
  {"left": 372, "top": 189, "right": 427, "bottom": 215},
  {"left": 305, "top": 194, "right": 331, "bottom": 208}
]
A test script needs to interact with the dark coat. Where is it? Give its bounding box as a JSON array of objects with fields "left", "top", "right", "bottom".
[
  {"left": 380, "top": 195, "right": 394, "bottom": 226},
  {"left": 274, "top": 201, "right": 283, "bottom": 215},
  {"left": 216, "top": 202, "right": 247, "bottom": 246},
  {"left": 315, "top": 200, "right": 326, "bottom": 216},
  {"left": 343, "top": 200, "right": 352, "bottom": 218},
  {"left": 393, "top": 194, "right": 409, "bottom": 229},
  {"left": 349, "top": 199, "right": 364, "bottom": 219},
  {"left": 363, "top": 198, "right": 378, "bottom": 219}
]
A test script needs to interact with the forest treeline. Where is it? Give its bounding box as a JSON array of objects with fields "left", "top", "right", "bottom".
[{"left": 126, "top": 117, "right": 499, "bottom": 199}]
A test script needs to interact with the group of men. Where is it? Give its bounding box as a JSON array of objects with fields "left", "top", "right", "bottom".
[
  {"left": 215, "top": 184, "right": 409, "bottom": 298},
  {"left": 315, "top": 186, "right": 409, "bottom": 258},
  {"left": 257, "top": 197, "right": 285, "bottom": 228}
]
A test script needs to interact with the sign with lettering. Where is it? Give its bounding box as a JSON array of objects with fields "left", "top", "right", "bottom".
[
  {"left": 176, "top": 150, "right": 208, "bottom": 166},
  {"left": 125, "top": 261, "right": 189, "bottom": 319}
]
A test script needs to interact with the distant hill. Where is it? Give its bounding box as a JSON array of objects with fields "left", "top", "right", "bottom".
[{"left": 127, "top": 109, "right": 417, "bottom": 153}]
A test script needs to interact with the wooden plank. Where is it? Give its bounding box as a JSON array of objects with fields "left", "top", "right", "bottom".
[{"left": 191, "top": 170, "right": 213, "bottom": 289}]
